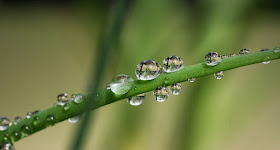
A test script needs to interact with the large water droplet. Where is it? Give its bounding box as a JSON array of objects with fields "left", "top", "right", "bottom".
[
  {"left": 0, "top": 117, "right": 11, "bottom": 131},
  {"left": 214, "top": 71, "right": 224, "bottom": 79},
  {"left": 20, "top": 125, "right": 32, "bottom": 137},
  {"left": 46, "top": 114, "right": 57, "bottom": 127},
  {"left": 72, "top": 94, "right": 84, "bottom": 104},
  {"left": 57, "top": 93, "right": 68, "bottom": 106},
  {"left": 170, "top": 83, "right": 182, "bottom": 95},
  {"left": 188, "top": 77, "right": 195, "bottom": 83},
  {"left": 0, "top": 143, "right": 14, "bottom": 150},
  {"left": 135, "top": 60, "right": 162, "bottom": 80},
  {"left": 110, "top": 74, "right": 134, "bottom": 95},
  {"left": 239, "top": 48, "right": 250, "bottom": 55},
  {"left": 127, "top": 93, "right": 146, "bottom": 106},
  {"left": 229, "top": 53, "right": 236, "bottom": 57},
  {"left": 13, "top": 116, "right": 22, "bottom": 125},
  {"left": 260, "top": 49, "right": 271, "bottom": 64},
  {"left": 204, "top": 52, "right": 221, "bottom": 66},
  {"left": 68, "top": 115, "right": 82, "bottom": 123},
  {"left": 153, "top": 86, "right": 169, "bottom": 102},
  {"left": 163, "top": 56, "right": 184, "bottom": 72},
  {"left": 220, "top": 54, "right": 227, "bottom": 59}
]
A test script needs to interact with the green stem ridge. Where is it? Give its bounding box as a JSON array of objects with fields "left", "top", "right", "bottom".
[{"left": 0, "top": 47, "right": 279, "bottom": 145}]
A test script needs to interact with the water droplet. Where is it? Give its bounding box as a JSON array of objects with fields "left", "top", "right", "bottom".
[
  {"left": 239, "top": 48, "right": 250, "bottom": 55},
  {"left": 106, "top": 83, "right": 111, "bottom": 90},
  {"left": 68, "top": 115, "right": 82, "bottom": 123},
  {"left": 260, "top": 49, "right": 271, "bottom": 64},
  {"left": 135, "top": 60, "right": 162, "bottom": 80},
  {"left": 274, "top": 47, "right": 280, "bottom": 53},
  {"left": 13, "top": 116, "right": 22, "bottom": 125},
  {"left": 110, "top": 74, "right": 134, "bottom": 95},
  {"left": 26, "top": 110, "right": 40, "bottom": 119},
  {"left": 0, "top": 143, "right": 14, "bottom": 150},
  {"left": 127, "top": 93, "right": 146, "bottom": 106},
  {"left": 11, "top": 131, "right": 21, "bottom": 142},
  {"left": 170, "top": 83, "right": 182, "bottom": 95},
  {"left": 31, "top": 116, "right": 41, "bottom": 127},
  {"left": 220, "top": 54, "right": 227, "bottom": 59},
  {"left": 63, "top": 103, "right": 71, "bottom": 111},
  {"left": 229, "top": 53, "right": 236, "bottom": 57},
  {"left": 72, "top": 94, "right": 83, "bottom": 104},
  {"left": 0, "top": 117, "right": 11, "bottom": 131},
  {"left": 163, "top": 56, "right": 184, "bottom": 72},
  {"left": 2, "top": 133, "right": 12, "bottom": 143},
  {"left": 204, "top": 52, "right": 221, "bottom": 66},
  {"left": 163, "top": 77, "right": 170, "bottom": 85},
  {"left": 214, "top": 71, "right": 224, "bottom": 79},
  {"left": 57, "top": 93, "right": 68, "bottom": 106},
  {"left": 20, "top": 125, "right": 32, "bottom": 137},
  {"left": 46, "top": 114, "right": 57, "bottom": 127},
  {"left": 153, "top": 86, "right": 169, "bottom": 102},
  {"left": 188, "top": 77, "right": 195, "bottom": 83}
]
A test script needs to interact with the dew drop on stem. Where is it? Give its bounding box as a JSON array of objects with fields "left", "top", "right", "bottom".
[
  {"left": 204, "top": 52, "right": 221, "bottom": 66},
  {"left": 214, "top": 71, "right": 224, "bottom": 79},
  {"left": 57, "top": 93, "right": 68, "bottom": 106},
  {"left": 163, "top": 56, "right": 184, "bottom": 72},
  {"left": 170, "top": 83, "right": 182, "bottom": 95},
  {"left": 110, "top": 74, "right": 134, "bottom": 95},
  {"left": 135, "top": 60, "right": 162, "bottom": 80},
  {"left": 127, "top": 93, "right": 146, "bottom": 106},
  {"left": 260, "top": 49, "right": 271, "bottom": 64},
  {"left": 0, "top": 117, "right": 11, "bottom": 131},
  {"left": 239, "top": 48, "right": 250, "bottom": 55},
  {"left": 153, "top": 86, "right": 169, "bottom": 102}
]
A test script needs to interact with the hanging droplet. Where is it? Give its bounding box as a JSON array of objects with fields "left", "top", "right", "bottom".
[
  {"left": 110, "top": 74, "right": 134, "bottom": 95},
  {"left": 72, "top": 94, "right": 84, "bottom": 104},
  {"left": 0, "top": 143, "right": 14, "bottom": 150},
  {"left": 153, "top": 86, "right": 169, "bottom": 102},
  {"left": 68, "top": 115, "right": 82, "bottom": 123},
  {"left": 229, "top": 53, "right": 236, "bottom": 57},
  {"left": 204, "top": 52, "right": 221, "bottom": 66},
  {"left": 13, "top": 116, "right": 22, "bottom": 125},
  {"left": 46, "top": 114, "right": 57, "bottom": 127},
  {"left": 11, "top": 131, "right": 21, "bottom": 142},
  {"left": 220, "top": 54, "right": 227, "bottom": 59},
  {"left": 0, "top": 117, "right": 11, "bottom": 131},
  {"left": 57, "top": 93, "right": 68, "bottom": 106},
  {"left": 163, "top": 56, "right": 184, "bottom": 72},
  {"left": 106, "top": 83, "right": 111, "bottom": 90},
  {"left": 239, "top": 48, "right": 250, "bottom": 55},
  {"left": 170, "top": 83, "right": 182, "bottom": 95},
  {"left": 188, "top": 77, "right": 195, "bottom": 83},
  {"left": 135, "top": 60, "right": 162, "bottom": 80},
  {"left": 214, "top": 71, "right": 224, "bottom": 79},
  {"left": 63, "top": 103, "right": 71, "bottom": 111},
  {"left": 20, "top": 125, "right": 32, "bottom": 137},
  {"left": 127, "top": 93, "right": 146, "bottom": 106},
  {"left": 260, "top": 49, "right": 271, "bottom": 64},
  {"left": 274, "top": 47, "right": 280, "bottom": 53}
]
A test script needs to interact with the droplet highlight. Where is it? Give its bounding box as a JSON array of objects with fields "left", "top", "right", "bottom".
[
  {"left": 260, "top": 49, "right": 271, "bottom": 64},
  {"left": 46, "top": 114, "right": 57, "bottom": 127},
  {"left": 110, "top": 74, "right": 134, "bottom": 95},
  {"left": 0, "top": 117, "right": 11, "bottom": 131},
  {"left": 135, "top": 60, "right": 162, "bottom": 80},
  {"left": 153, "top": 86, "right": 169, "bottom": 102},
  {"left": 188, "top": 77, "right": 195, "bottom": 83},
  {"left": 127, "top": 93, "right": 146, "bottom": 106},
  {"left": 214, "top": 71, "right": 224, "bottom": 79},
  {"left": 204, "top": 52, "right": 221, "bottom": 66},
  {"left": 57, "top": 93, "right": 68, "bottom": 106},
  {"left": 170, "top": 83, "right": 182, "bottom": 95},
  {"left": 239, "top": 48, "right": 250, "bottom": 55},
  {"left": 163, "top": 56, "right": 184, "bottom": 72}
]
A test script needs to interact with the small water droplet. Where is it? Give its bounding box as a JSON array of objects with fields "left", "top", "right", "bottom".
[
  {"left": 13, "top": 116, "right": 22, "bottom": 125},
  {"left": 153, "top": 86, "right": 169, "bottom": 102},
  {"left": 133, "top": 86, "right": 137, "bottom": 90},
  {"left": 204, "top": 52, "right": 221, "bottom": 66},
  {"left": 170, "top": 83, "right": 182, "bottom": 95},
  {"left": 127, "top": 93, "right": 146, "bottom": 106},
  {"left": 68, "top": 115, "right": 82, "bottom": 123},
  {"left": 0, "top": 143, "right": 14, "bottom": 150},
  {"left": 26, "top": 110, "right": 40, "bottom": 119},
  {"left": 31, "top": 116, "right": 41, "bottom": 127},
  {"left": 57, "top": 93, "right": 68, "bottom": 106},
  {"left": 188, "top": 77, "right": 195, "bottom": 83},
  {"left": 274, "top": 48, "right": 280, "bottom": 53},
  {"left": 239, "top": 48, "right": 250, "bottom": 55},
  {"left": 63, "top": 103, "right": 71, "bottom": 111},
  {"left": 214, "top": 71, "right": 224, "bottom": 79},
  {"left": 11, "top": 131, "right": 21, "bottom": 142},
  {"left": 20, "top": 125, "right": 32, "bottom": 137},
  {"left": 229, "top": 53, "right": 236, "bottom": 57},
  {"left": 46, "top": 114, "right": 57, "bottom": 127},
  {"left": 71, "top": 94, "right": 83, "bottom": 104},
  {"left": 220, "top": 54, "right": 227, "bottom": 59},
  {"left": 163, "top": 56, "right": 184, "bottom": 72},
  {"left": 0, "top": 117, "right": 11, "bottom": 131},
  {"left": 260, "top": 49, "right": 271, "bottom": 64},
  {"left": 135, "top": 60, "right": 162, "bottom": 80},
  {"left": 110, "top": 74, "right": 134, "bottom": 95},
  {"left": 2, "top": 133, "right": 12, "bottom": 143},
  {"left": 163, "top": 77, "right": 170, "bottom": 85},
  {"left": 106, "top": 83, "right": 111, "bottom": 90}
]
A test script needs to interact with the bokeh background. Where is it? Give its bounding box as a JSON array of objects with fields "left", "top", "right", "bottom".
[{"left": 0, "top": 0, "right": 280, "bottom": 150}]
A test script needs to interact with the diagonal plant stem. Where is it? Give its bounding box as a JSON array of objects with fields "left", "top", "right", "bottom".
[{"left": 0, "top": 47, "right": 279, "bottom": 145}]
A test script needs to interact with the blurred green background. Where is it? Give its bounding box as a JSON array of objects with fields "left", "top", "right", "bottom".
[{"left": 0, "top": 0, "right": 280, "bottom": 150}]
